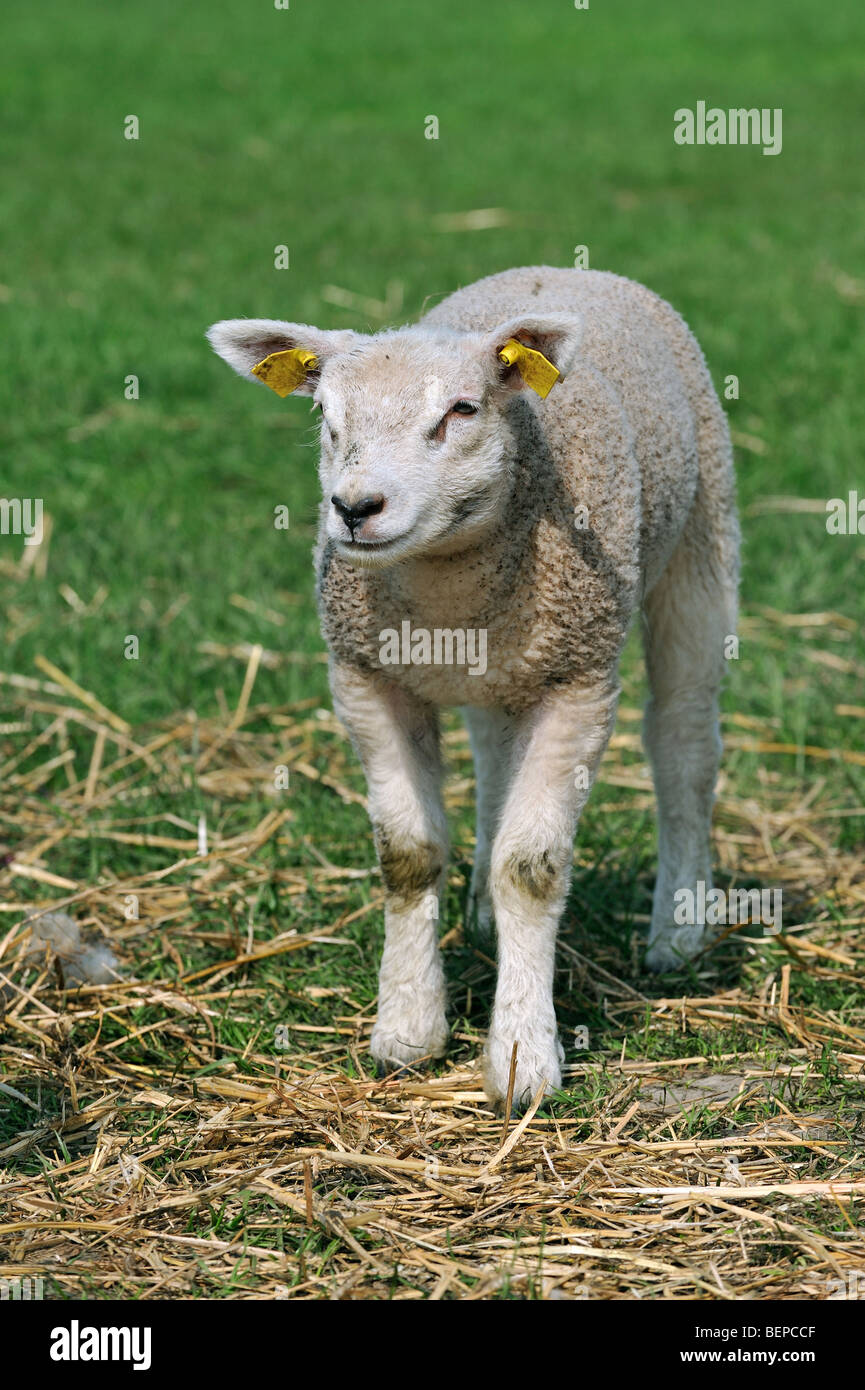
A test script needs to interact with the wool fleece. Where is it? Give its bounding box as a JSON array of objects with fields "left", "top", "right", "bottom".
[{"left": 315, "top": 268, "right": 736, "bottom": 714}]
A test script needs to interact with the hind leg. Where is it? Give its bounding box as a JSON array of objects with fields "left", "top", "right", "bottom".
[
  {"left": 641, "top": 498, "right": 739, "bottom": 971},
  {"left": 462, "top": 707, "right": 517, "bottom": 937}
]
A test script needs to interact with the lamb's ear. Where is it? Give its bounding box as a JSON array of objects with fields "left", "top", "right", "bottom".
[
  {"left": 206, "top": 319, "right": 363, "bottom": 397},
  {"left": 483, "top": 313, "right": 582, "bottom": 398}
]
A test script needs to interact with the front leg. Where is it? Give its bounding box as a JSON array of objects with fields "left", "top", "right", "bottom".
[
  {"left": 485, "top": 681, "right": 619, "bottom": 1109},
  {"left": 330, "top": 662, "right": 449, "bottom": 1070}
]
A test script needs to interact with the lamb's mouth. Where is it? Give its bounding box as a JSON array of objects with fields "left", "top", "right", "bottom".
[
  {"left": 336, "top": 532, "right": 413, "bottom": 564},
  {"left": 339, "top": 535, "right": 402, "bottom": 551}
]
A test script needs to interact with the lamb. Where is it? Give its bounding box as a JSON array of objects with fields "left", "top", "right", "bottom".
[{"left": 207, "top": 265, "right": 740, "bottom": 1109}]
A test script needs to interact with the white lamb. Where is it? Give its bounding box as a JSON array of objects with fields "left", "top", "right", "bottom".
[{"left": 208, "top": 266, "right": 740, "bottom": 1109}]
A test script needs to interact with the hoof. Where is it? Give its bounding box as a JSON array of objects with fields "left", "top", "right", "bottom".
[{"left": 645, "top": 926, "right": 708, "bottom": 973}]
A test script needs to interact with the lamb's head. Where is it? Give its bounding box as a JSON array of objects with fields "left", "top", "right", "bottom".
[{"left": 207, "top": 313, "right": 581, "bottom": 568}]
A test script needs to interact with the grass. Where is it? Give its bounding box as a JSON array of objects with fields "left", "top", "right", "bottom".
[{"left": 0, "top": 0, "right": 864, "bottom": 1299}]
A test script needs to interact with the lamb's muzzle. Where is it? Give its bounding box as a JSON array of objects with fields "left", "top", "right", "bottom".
[
  {"left": 330, "top": 491, "right": 385, "bottom": 540},
  {"left": 207, "top": 265, "right": 740, "bottom": 1110}
]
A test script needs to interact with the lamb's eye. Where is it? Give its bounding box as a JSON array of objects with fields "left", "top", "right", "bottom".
[{"left": 430, "top": 400, "right": 479, "bottom": 443}]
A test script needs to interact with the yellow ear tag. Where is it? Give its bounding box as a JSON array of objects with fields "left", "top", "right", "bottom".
[
  {"left": 251, "top": 347, "right": 318, "bottom": 398},
  {"left": 497, "top": 338, "right": 561, "bottom": 399}
]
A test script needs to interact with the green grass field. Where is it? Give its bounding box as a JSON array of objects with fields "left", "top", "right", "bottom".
[{"left": 1, "top": 0, "right": 864, "bottom": 1300}]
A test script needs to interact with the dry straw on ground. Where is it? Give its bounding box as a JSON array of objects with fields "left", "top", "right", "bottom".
[{"left": 0, "top": 637, "right": 863, "bottom": 1300}]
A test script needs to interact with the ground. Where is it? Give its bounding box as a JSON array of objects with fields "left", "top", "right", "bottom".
[{"left": 0, "top": 0, "right": 864, "bottom": 1300}]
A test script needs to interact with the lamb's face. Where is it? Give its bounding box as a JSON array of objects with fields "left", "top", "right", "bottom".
[
  {"left": 207, "top": 312, "right": 582, "bottom": 569},
  {"left": 315, "top": 331, "right": 517, "bottom": 568}
]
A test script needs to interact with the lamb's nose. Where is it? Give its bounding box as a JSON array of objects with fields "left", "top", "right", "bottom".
[{"left": 331, "top": 493, "right": 385, "bottom": 531}]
